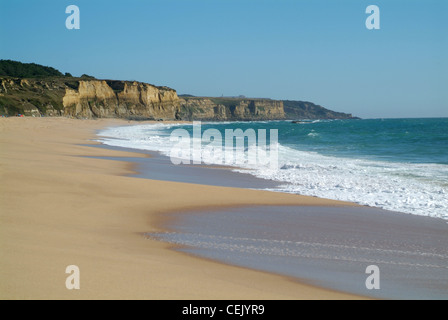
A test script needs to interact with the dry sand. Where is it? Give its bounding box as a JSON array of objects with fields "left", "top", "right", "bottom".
[{"left": 0, "top": 117, "right": 363, "bottom": 299}]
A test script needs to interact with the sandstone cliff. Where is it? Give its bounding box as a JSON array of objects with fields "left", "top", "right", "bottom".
[
  {"left": 0, "top": 78, "right": 288, "bottom": 120},
  {"left": 0, "top": 77, "right": 356, "bottom": 121},
  {"left": 63, "top": 80, "right": 180, "bottom": 119},
  {"left": 0, "top": 77, "right": 180, "bottom": 120},
  {"left": 0, "top": 60, "right": 357, "bottom": 120},
  {"left": 178, "top": 97, "right": 285, "bottom": 121}
]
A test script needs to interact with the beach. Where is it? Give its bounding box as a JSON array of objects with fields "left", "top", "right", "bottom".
[
  {"left": 2, "top": 0, "right": 446, "bottom": 302},
  {"left": 0, "top": 117, "right": 364, "bottom": 299}
]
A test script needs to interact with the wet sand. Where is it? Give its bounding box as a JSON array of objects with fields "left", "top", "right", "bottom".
[{"left": 151, "top": 206, "right": 448, "bottom": 299}]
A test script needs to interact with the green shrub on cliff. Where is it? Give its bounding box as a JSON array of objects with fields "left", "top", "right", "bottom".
[
  {"left": 81, "top": 74, "right": 95, "bottom": 79},
  {"left": 0, "top": 60, "right": 64, "bottom": 78},
  {"left": 0, "top": 96, "right": 21, "bottom": 115}
]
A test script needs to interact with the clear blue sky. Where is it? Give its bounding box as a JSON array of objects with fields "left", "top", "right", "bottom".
[{"left": 1, "top": 0, "right": 447, "bottom": 118}]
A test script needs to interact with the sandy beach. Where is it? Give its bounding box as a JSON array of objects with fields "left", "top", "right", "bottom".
[
  {"left": 0, "top": 117, "right": 364, "bottom": 299},
  {"left": 2, "top": 0, "right": 446, "bottom": 302}
]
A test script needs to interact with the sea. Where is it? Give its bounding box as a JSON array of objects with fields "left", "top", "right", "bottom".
[{"left": 98, "top": 118, "right": 448, "bottom": 220}]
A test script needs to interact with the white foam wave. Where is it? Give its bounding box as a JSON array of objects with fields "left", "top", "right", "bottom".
[
  {"left": 240, "top": 144, "right": 448, "bottom": 220},
  {"left": 97, "top": 123, "right": 182, "bottom": 155},
  {"left": 98, "top": 123, "right": 448, "bottom": 220}
]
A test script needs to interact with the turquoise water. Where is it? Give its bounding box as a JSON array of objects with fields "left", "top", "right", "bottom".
[
  {"left": 98, "top": 118, "right": 448, "bottom": 219},
  {"left": 283, "top": 118, "right": 448, "bottom": 164},
  {"left": 197, "top": 118, "right": 448, "bottom": 165}
]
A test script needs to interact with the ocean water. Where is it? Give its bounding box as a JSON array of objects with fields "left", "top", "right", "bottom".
[{"left": 98, "top": 118, "right": 448, "bottom": 220}]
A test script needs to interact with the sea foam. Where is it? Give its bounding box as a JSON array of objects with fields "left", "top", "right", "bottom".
[{"left": 98, "top": 122, "right": 448, "bottom": 220}]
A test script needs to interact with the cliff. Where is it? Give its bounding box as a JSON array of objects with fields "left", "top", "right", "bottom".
[
  {"left": 0, "top": 60, "right": 358, "bottom": 120},
  {"left": 0, "top": 77, "right": 357, "bottom": 121},
  {"left": 283, "top": 100, "right": 356, "bottom": 120},
  {"left": 0, "top": 77, "right": 180, "bottom": 120},
  {"left": 178, "top": 97, "right": 285, "bottom": 121},
  {"left": 178, "top": 97, "right": 357, "bottom": 121},
  {"left": 63, "top": 80, "right": 180, "bottom": 119},
  {"left": 0, "top": 77, "right": 287, "bottom": 120},
  {"left": 0, "top": 77, "right": 66, "bottom": 117}
]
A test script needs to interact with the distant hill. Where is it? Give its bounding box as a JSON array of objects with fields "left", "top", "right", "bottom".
[{"left": 283, "top": 100, "right": 357, "bottom": 120}]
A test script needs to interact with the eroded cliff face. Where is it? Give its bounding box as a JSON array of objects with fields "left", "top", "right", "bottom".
[
  {"left": 0, "top": 78, "right": 66, "bottom": 117},
  {"left": 2, "top": 77, "right": 354, "bottom": 120},
  {"left": 0, "top": 77, "right": 181, "bottom": 119},
  {"left": 179, "top": 98, "right": 228, "bottom": 120},
  {"left": 0, "top": 77, "right": 288, "bottom": 120},
  {"left": 178, "top": 98, "right": 285, "bottom": 121},
  {"left": 233, "top": 100, "right": 285, "bottom": 120},
  {"left": 63, "top": 80, "right": 180, "bottom": 119},
  {"left": 0, "top": 62, "right": 357, "bottom": 120}
]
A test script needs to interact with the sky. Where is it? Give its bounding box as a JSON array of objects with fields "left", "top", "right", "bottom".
[{"left": 0, "top": 0, "right": 447, "bottom": 118}]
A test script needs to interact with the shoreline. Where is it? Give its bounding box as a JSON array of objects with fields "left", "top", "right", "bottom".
[
  {"left": 153, "top": 205, "right": 448, "bottom": 299},
  {"left": 97, "top": 119, "right": 448, "bottom": 220},
  {"left": 72, "top": 120, "right": 448, "bottom": 299},
  {"left": 0, "top": 117, "right": 364, "bottom": 299}
]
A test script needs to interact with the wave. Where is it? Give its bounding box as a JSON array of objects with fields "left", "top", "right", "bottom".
[
  {"left": 98, "top": 123, "right": 448, "bottom": 220},
  {"left": 237, "top": 144, "right": 448, "bottom": 219}
]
